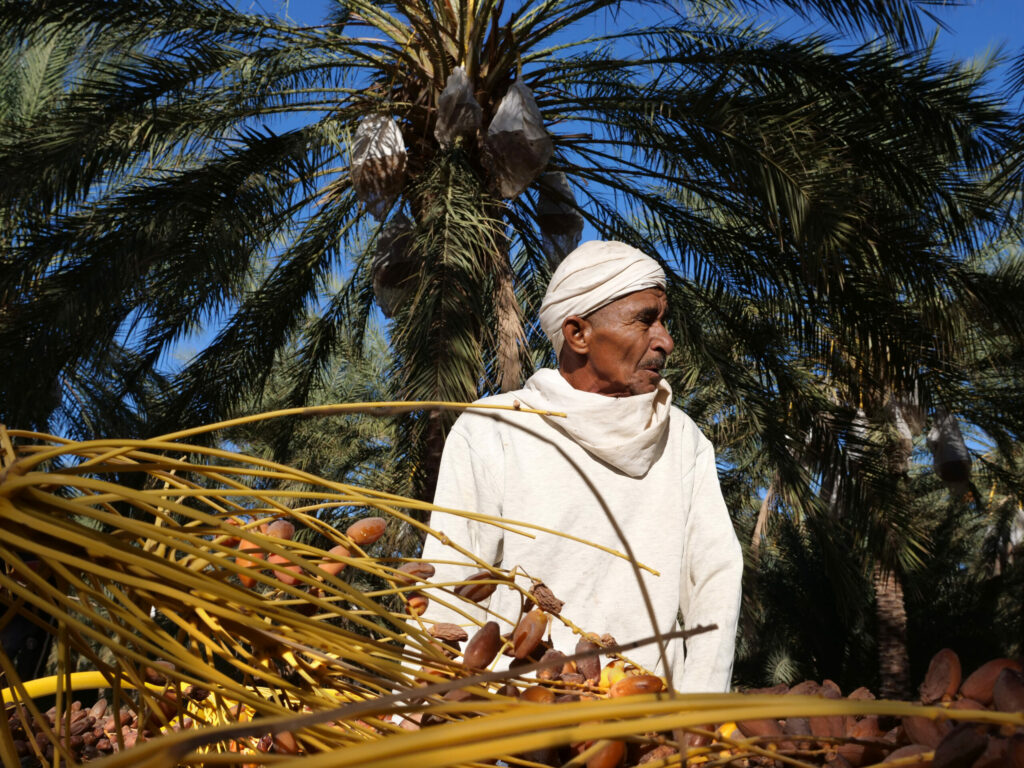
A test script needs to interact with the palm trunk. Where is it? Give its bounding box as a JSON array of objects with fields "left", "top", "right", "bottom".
[
  {"left": 750, "top": 480, "right": 775, "bottom": 561},
  {"left": 494, "top": 264, "right": 525, "bottom": 393},
  {"left": 872, "top": 563, "right": 911, "bottom": 699},
  {"left": 419, "top": 408, "right": 446, "bottom": 504}
]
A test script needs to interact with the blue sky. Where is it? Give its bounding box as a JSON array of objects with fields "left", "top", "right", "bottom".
[
  {"left": 265, "top": 0, "right": 1023, "bottom": 76},
  {"left": 930, "top": 0, "right": 1021, "bottom": 63}
]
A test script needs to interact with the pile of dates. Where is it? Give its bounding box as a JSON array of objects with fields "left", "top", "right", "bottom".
[
  {"left": 729, "top": 649, "right": 1023, "bottom": 767},
  {"left": 8, "top": 695, "right": 162, "bottom": 765}
]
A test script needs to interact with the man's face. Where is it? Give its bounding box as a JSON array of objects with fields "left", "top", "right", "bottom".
[{"left": 582, "top": 287, "right": 674, "bottom": 396}]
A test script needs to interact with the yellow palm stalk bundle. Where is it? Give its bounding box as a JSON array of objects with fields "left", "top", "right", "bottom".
[
  {"left": 1, "top": 405, "right": 1021, "bottom": 768},
  {"left": 0, "top": 402, "right": 566, "bottom": 765}
]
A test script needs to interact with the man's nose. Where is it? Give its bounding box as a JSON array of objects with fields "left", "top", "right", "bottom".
[{"left": 652, "top": 322, "right": 674, "bottom": 356}]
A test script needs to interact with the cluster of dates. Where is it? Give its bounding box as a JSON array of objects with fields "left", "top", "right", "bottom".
[
  {"left": 408, "top": 569, "right": 684, "bottom": 768},
  {"left": 228, "top": 515, "right": 386, "bottom": 589},
  {"left": 734, "top": 649, "right": 1024, "bottom": 768}
]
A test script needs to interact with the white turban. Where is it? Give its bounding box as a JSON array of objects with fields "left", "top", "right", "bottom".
[{"left": 539, "top": 240, "right": 667, "bottom": 358}]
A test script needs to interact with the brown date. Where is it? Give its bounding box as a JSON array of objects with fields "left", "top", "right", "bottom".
[
  {"left": 318, "top": 544, "right": 351, "bottom": 577},
  {"left": 453, "top": 571, "right": 500, "bottom": 603},
  {"left": 462, "top": 621, "right": 502, "bottom": 669},
  {"left": 267, "top": 553, "right": 303, "bottom": 586},
  {"left": 512, "top": 608, "right": 549, "bottom": 659},
  {"left": 346, "top": 517, "right": 387, "bottom": 546},
  {"left": 960, "top": 658, "right": 1022, "bottom": 705},
  {"left": 608, "top": 674, "right": 663, "bottom": 698},
  {"left": 920, "top": 648, "right": 962, "bottom": 704},
  {"left": 393, "top": 561, "right": 436, "bottom": 586},
  {"left": 264, "top": 519, "right": 295, "bottom": 541},
  {"left": 406, "top": 593, "right": 429, "bottom": 615}
]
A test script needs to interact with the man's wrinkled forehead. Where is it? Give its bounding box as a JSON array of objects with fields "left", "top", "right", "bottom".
[{"left": 584, "top": 286, "right": 667, "bottom": 321}]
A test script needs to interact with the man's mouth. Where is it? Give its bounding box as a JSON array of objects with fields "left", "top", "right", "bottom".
[{"left": 640, "top": 358, "right": 666, "bottom": 373}]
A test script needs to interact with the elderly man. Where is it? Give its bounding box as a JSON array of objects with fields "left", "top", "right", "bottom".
[{"left": 419, "top": 240, "right": 743, "bottom": 693}]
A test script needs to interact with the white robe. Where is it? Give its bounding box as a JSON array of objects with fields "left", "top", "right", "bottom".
[{"left": 419, "top": 369, "right": 743, "bottom": 692}]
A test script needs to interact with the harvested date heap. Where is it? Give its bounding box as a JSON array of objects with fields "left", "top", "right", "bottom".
[
  {"left": 416, "top": 610, "right": 1024, "bottom": 767},
  {"left": 7, "top": 695, "right": 167, "bottom": 764},
  {"left": 729, "top": 650, "right": 1024, "bottom": 767},
  {"left": 6, "top": 673, "right": 209, "bottom": 765}
]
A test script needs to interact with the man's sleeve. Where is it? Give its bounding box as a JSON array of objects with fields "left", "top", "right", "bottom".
[
  {"left": 418, "top": 420, "right": 505, "bottom": 628},
  {"left": 677, "top": 437, "right": 744, "bottom": 693}
]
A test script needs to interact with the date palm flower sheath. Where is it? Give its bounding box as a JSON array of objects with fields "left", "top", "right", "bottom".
[{"left": 420, "top": 241, "right": 743, "bottom": 693}]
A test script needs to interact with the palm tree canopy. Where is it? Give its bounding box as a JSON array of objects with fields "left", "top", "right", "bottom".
[{"left": 1, "top": 0, "right": 1011, "bottom": 431}]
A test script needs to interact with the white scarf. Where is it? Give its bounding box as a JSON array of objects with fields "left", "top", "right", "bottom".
[{"left": 513, "top": 369, "right": 672, "bottom": 477}]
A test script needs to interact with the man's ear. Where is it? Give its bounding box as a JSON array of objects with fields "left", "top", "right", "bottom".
[{"left": 561, "top": 315, "right": 590, "bottom": 355}]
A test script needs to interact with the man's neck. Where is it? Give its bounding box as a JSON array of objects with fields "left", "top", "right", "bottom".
[{"left": 558, "top": 365, "right": 628, "bottom": 397}]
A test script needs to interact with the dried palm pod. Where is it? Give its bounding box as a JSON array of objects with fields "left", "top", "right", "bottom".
[
  {"left": 585, "top": 739, "right": 625, "bottom": 768},
  {"left": 736, "top": 717, "right": 785, "bottom": 740},
  {"left": 609, "top": 675, "right": 663, "bottom": 698},
  {"left": 932, "top": 723, "right": 988, "bottom": 768},
  {"left": 406, "top": 593, "right": 429, "bottom": 616},
  {"left": 350, "top": 115, "right": 406, "bottom": 219},
  {"left": 536, "top": 172, "right": 583, "bottom": 267},
  {"left": 993, "top": 668, "right": 1024, "bottom": 713},
  {"left": 810, "top": 681, "right": 846, "bottom": 740},
  {"left": 575, "top": 637, "right": 601, "bottom": 684},
  {"left": 927, "top": 410, "right": 972, "bottom": 487},
  {"left": 371, "top": 212, "right": 416, "bottom": 318},
  {"left": 536, "top": 649, "right": 567, "bottom": 681},
  {"left": 393, "top": 561, "right": 436, "bottom": 587},
  {"left": 520, "top": 685, "right": 556, "bottom": 704},
  {"left": 903, "top": 714, "right": 951, "bottom": 748},
  {"left": 428, "top": 622, "right": 468, "bottom": 644},
  {"left": 784, "top": 714, "right": 813, "bottom": 738},
  {"left": 434, "top": 67, "right": 482, "bottom": 146},
  {"left": 789, "top": 679, "right": 822, "bottom": 695},
  {"left": 529, "top": 582, "right": 564, "bottom": 615},
  {"left": 837, "top": 717, "right": 885, "bottom": 766},
  {"left": 484, "top": 81, "right": 553, "bottom": 198}
]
